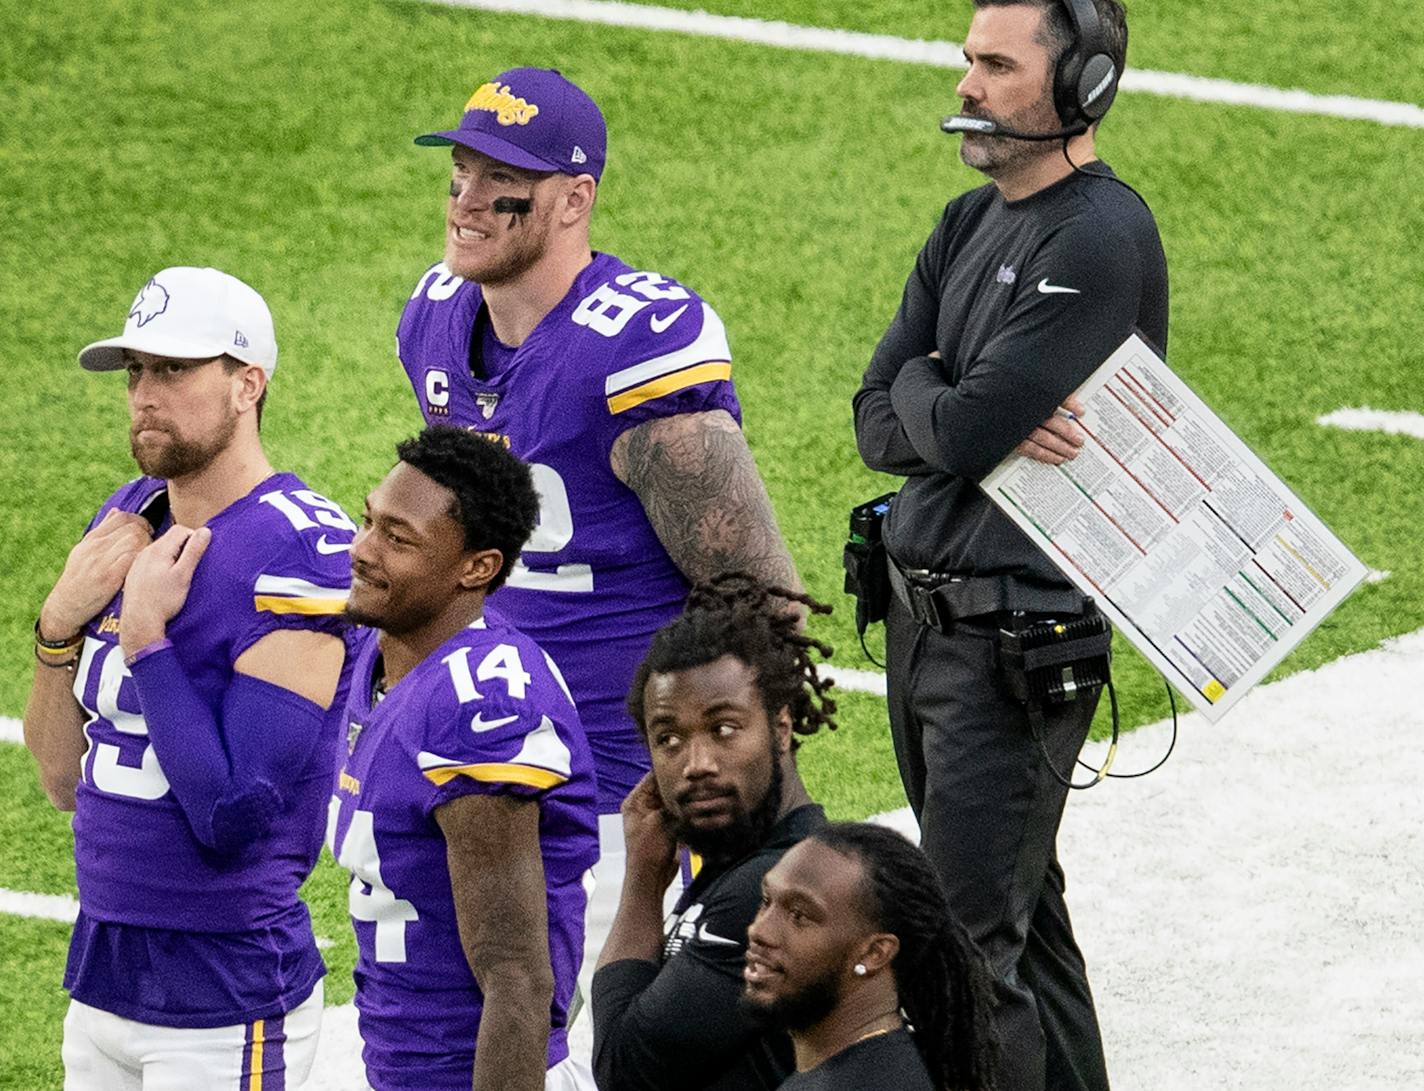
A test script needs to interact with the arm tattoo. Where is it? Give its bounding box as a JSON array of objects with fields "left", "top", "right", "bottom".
[{"left": 611, "top": 410, "right": 800, "bottom": 591}]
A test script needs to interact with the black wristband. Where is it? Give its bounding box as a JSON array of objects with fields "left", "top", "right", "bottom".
[{"left": 34, "top": 618, "right": 83, "bottom": 650}]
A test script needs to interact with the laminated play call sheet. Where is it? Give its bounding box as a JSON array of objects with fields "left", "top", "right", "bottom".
[{"left": 981, "top": 334, "right": 1366, "bottom": 721}]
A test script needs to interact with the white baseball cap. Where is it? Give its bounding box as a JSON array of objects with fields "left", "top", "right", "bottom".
[{"left": 78, "top": 266, "right": 278, "bottom": 376}]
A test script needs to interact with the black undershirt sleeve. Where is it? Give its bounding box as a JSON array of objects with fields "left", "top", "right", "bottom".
[
  {"left": 852, "top": 208, "right": 953, "bottom": 476},
  {"left": 591, "top": 946, "right": 763, "bottom": 1091},
  {"left": 889, "top": 214, "right": 1144, "bottom": 481}
]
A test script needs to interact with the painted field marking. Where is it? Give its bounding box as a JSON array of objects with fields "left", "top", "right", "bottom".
[
  {"left": 1318, "top": 406, "right": 1424, "bottom": 441},
  {"left": 425, "top": 0, "right": 1424, "bottom": 128},
  {"left": 0, "top": 888, "right": 78, "bottom": 924}
]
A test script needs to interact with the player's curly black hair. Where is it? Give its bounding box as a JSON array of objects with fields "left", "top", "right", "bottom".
[
  {"left": 627, "top": 572, "right": 837, "bottom": 741},
  {"left": 395, "top": 425, "right": 539, "bottom": 593},
  {"left": 810, "top": 822, "right": 1001, "bottom": 1091}
]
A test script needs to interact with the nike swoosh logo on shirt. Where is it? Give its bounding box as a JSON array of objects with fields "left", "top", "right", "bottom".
[
  {"left": 1037, "top": 279, "right": 1081, "bottom": 295},
  {"left": 470, "top": 712, "right": 519, "bottom": 733},
  {"left": 315, "top": 535, "right": 352, "bottom": 554},
  {"left": 649, "top": 304, "right": 689, "bottom": 333},
  {"left": 695, "top": 923, "right": 742, "bottom": 947}
]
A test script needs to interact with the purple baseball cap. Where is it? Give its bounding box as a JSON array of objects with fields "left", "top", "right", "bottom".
[{"left": 415, "top": 68, "right": 607, "bottom": 181}]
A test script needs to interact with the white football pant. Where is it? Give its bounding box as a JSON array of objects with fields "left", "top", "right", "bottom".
[{"left": 62, "top": 978, "right": 323, "bottom": 1090}]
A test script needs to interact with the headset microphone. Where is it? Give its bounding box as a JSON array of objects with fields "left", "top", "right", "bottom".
[{"left": 940, "top": 115, "right": 1089, "bottom": 142}]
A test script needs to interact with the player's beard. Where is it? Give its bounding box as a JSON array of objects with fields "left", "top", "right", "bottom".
[
  {"left": 665, "top": 736, "right": 785, "bottom": 864},
  {"left": 446, "top": 207, "right": 553, "bottom": 286},
  {"left": 129, "top": 408, "right": 237, "bottom": 480},
  {"left": 739, "top": 963, "right": 843, "bottom": 1033}
]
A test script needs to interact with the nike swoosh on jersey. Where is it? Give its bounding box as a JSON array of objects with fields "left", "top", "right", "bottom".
[
  {"left": 315, "top": 535, "right": 352, "bottom": 554},
  {"left": 649, "top": 304, "right": 689, "bottom": 333},
  {"left": 1036, "top": 278, "right": 1081, "bottom": 295},
  {"left": 694, "top": 923, "right": 742, "bottom": 947},
  {"left": 469, "top": 712, "right": 519, "bottom": 733}
]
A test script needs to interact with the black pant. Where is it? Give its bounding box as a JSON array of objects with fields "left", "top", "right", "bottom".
[{"left": 885, "top": 594, "right": 1109, "bottom": 1091}]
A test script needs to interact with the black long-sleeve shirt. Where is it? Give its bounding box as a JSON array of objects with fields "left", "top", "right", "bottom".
[
  {"left": 854, "top": 163, "right": 1168, "bottom": 586},
  {"left": 591, "top": 805, "right": 827, "bottom": 1091}
]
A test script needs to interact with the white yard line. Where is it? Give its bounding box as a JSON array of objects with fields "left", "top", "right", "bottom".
[
  {"left": 0, "top": 888, "right": 78, "bottom": 924},
  {"left": 424, "top": 0, "right": 1424, "bottom": 128},
  {"left": 0, "top": 667, "right": 889, "bottom": 748},
  {"left": 1319, "top": 406, "right": 1424, "bottom": 441}
]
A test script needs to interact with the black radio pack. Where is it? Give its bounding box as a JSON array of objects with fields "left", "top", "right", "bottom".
[
  {"left": 997, "top": 609, "right": 1113, "bottom": 707},
  {"left": 843, "top": 492, "right": 895, "bottom": 636}
]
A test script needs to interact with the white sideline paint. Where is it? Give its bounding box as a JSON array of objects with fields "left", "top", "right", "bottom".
[
  {"left": 0, "top": 888, "right": 78, "bottom": 924},
  {"left": 0, "top": 660, "right": 888, "bottom": 746},
  {"left": 1319, "top": 406, "right": 1424, "bottom": 441},
  {"left": 818, "top": 663, "right": 887, "bottom": 697},
  {"left": 424, "top": 0, "right": 1424, "bottom": 129}
]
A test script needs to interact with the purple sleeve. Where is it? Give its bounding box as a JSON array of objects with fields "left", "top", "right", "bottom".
[
  {"left": 130, "top": 647, "right": 326, "bottom": 854},
  {"left": 415, "top": 668, "right": 579, "bottom": 815},
  {"left": 227, "top": 518, "right": 353, "bottom": 662}
]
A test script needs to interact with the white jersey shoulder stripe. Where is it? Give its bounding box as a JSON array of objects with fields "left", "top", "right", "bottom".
[
  {"left": 603, "top": 303, "right": 731, "bottom": 396},
  {"left": 253, "top": 575, "right": 350, "bottom": 600},
  {"left": 510, "top": 715, "right": 573, "bottom": 778},
  {"left": 417, "top": 713, "right": 573, "bottom": 779}
]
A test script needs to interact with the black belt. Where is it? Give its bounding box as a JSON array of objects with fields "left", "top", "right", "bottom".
[{"left": 886, "top": 558, "right": 1087, "bottom": 634}]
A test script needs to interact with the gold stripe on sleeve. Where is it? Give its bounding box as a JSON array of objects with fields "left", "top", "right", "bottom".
[
  {"left": 422, "top": 763, "right": 567, "bottom": 790},
  {"left": 606, "top": 362, "right": 732, "bottom": 415},
  {"left": 253, "top": 595, "right": 348, "bottom": 616}
]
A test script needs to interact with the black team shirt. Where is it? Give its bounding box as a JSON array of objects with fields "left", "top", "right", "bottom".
[
  {"left": 777, "top": 1030, "right": 935, "bottom": 1090},
  {"left": 854, "top": 163, "right": 1169, "bottom": 587},
  {"left": 592, "top": 805, "right": 827, "bottom": 1091}
]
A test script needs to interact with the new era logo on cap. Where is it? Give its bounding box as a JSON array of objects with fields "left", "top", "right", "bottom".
[
  {"left": 414, "top": 67, "right": 607, "bottom": 181},
  {"left": 77, "top": 266, "right": 279, "bottom": 376}
]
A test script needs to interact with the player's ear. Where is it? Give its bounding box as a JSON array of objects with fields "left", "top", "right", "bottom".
[
  {"left": 559, "top": 175, "right": 597, "bottom": 225},
  {"left": 854, "top": 932, "right": 899, "bottom": 977},
  {"left": 773, "top": 707, "right": 793, "bottom": 754},
  {"left": 229, "top": 360, "right": 266, "bottom": 415},
  {"left": 459, "top": 547, "right": 503, "bottom": 592}
]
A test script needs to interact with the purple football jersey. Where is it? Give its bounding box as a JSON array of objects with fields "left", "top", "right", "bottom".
[
  {"left": 64, "top": 473, "right": 355, "bottom": 1027},
  {"left": 397, "top": 253, "right": 743, "bottom": 811},
  {"left": 328, "top": 614, "right": 599, "bottom": 1091}
]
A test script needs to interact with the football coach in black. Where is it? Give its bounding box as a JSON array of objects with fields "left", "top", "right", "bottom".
[{"left": 853, "top": 1, "right": 1167, "bottom": 1089}]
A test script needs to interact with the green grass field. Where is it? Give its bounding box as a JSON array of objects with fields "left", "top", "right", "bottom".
[{"left": 2, "top": 0, "right": 1420, "bottom": 1084}]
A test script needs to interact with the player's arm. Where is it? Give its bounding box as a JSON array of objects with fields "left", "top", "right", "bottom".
[
  {"left": 23, "top": 509, "right": 153, "bottom": 809},
  {"left": 853, "top": 210, "right": 952, "bottom": 477},
  {"left": 610, "top": 409, "right": 800, "bottom": 593},
  {"left": 593, "top": 774, "right": 760, "bottom": 1090},
  {"left": 593, "top": 950, "right": 762, "bottom": 1091},
  {"left": 888, "top": 218, "right": 1143, "bottom": 480},
  {"left": 119, "top": 526, "right": 344, "bottom": 852},
  {"left": 597, "top": 773, "right": 680, "bottom": 972},
  {"left": 435, "top": 792, "right": 552, "bottom": 1091},
  {"left": 592, "top": 782, "right": 766, "bottom": 1091}
]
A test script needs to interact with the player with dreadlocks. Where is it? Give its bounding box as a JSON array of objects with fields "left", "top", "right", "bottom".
[
  {"left": 591, "top": 573, "right": 836, "bottom": 1091},
  {"left": 744, "top": 822, "right": 1000, "bottom": 1090}
]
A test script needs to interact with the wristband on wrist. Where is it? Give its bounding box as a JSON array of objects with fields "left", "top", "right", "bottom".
[
  {"left": 124, "top": 638, "right": 173, "bottom": 670},
  {"left": 34, "top": 618, "right": 83, "bottom": 652},
  {"left": 35, "top": 644, "right": 80, "bottom": 670}
]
